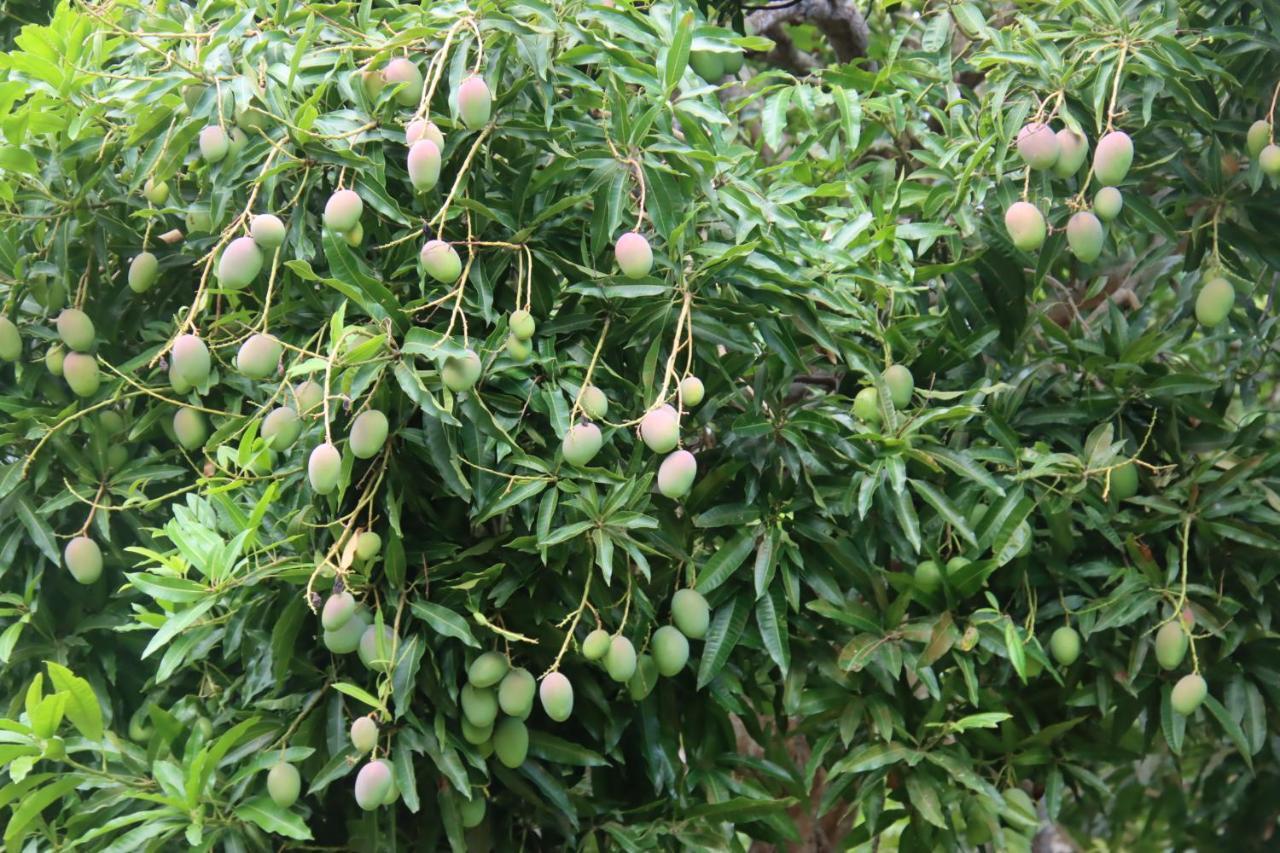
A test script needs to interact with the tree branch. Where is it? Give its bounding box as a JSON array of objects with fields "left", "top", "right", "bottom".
[{"left": 747, "top": 0, "right": 870, "bottom": 74}]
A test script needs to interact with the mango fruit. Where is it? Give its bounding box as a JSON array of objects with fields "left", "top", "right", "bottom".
[
  {"left": 128, "top": 252, "right": 159, "bottom": 293},
  {"left": 652, "top": 625, "right": 689, "bottom": 676},
  {"left": 323, "top": 189, "right": 363, "bottom": 233},
  {"left": 349, "top": 409, "right": 389, "bottom": 459},
  {"left": 1004, "top": 201, "right": 1046, "bottom": 252},
  {"left": 267, "top": 762, "right": 301, "bottom": 808},
  {"left": 639, "top": 404, "right": 679, "bottom": 453},
  {"left": 251, "top": 214, "right": 287, "bottom": 249},
  {"left": 1016, "top": 122, "right": 1060, "bottom": 170},
  {"left": 1066, "top": 211, "right": 1104, "bottom": 263},
  {"left": 1052, "top": 129, "right": 1088, "bottom": 178},
  {"left": 350, "top": 716, "right": 378, "bottom": 754},
  {"left": 1195, "top": 277, "right": 1234, "bottom": 328},
  {"left": 604, "top": 635, "right": 637, "bottom": 682},
  {"left": 671, "top": 588, "right": 710, "bottom": 639},
  {"left": 539, "top": 671, "right": 574, "bottom": 722},
  {"left": 420, "top": 239, "right": 462, "bottom": 283},
  {"left": 492, "top": 718, "right": 528, "bottom": 768},
  {"left": 64, "top": 536, "right": 103, "bottom": 584},
  {"left": 1092, "top": 131, "right": 1134, "bottom": 186},
  {"left": 1155, "top": 621, "right": 1188, "bottom": 670},
  {"left": 457, "top": 76, "right": 493, "bottom": 129},
  {"left": 1049, "top": 626, "right": 1080, "bottom": 665},
  {"left": 308, "top": 442, "right": 342, "bottom": 493},
  {"left": 498, "top": 667, "right": 536, "bottom": 720},
  {"left": 173, "top": 407, "right": 207, "bottom": 450},
  {"left": 615, "top": 231, "right": 653, "bottom": 279},
  {"left": 1170, "top": 673, "right": 1206, "bottom": 716},
  {"left": 657, "top": 449, "right": 696, "bottom": 498}
]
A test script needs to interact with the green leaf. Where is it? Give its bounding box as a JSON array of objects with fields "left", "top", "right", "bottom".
[
  {"left": 696, "top": 594, "right": 748, "bottom": 689},
  {"left": 233, "top": 795, "right": 313, "bottom": 840},
  {"left": 664, "top": 11, "right": 695, "bottom": 93},
  {"left": 409, "top": 601, "right": 481, "bottom": 648},
  {"left": 695, "top": 530, "right": 757, "bottom": 594},
  {"left": 43, "top": 661, "right": 103, "bottom": 741}
]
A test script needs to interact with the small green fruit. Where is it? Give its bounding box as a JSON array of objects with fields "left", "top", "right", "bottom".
[
  {"left": 604, "top": 635, "right": 637, "bottom": 683},
  {"left": 914, "top": 560, "right": 942, "bottom": 593},
  {"left": 1155, "top": 622, "right": 1188, "bottom": 671},
  {"left": 581, "top": 385, "right": 608, "bottom": 419},
  {"left": 171, "top": 334, "right": 211, "bottom": 387},
  {"left": 505, "top": 334, "right": 531, "bottom": 361},
  {"left": 1049, "top": 626, "right": 1081, "bottom": 665},
  {"left": 1110, "top": 461, "right": 1138, "bottom": 500},
  {"left": 1016, "top": 123, "right": 1060, "bottom": 170},
  {"left": 323, "top": 609, "right": 368, "bottom": 654},
  {"left": 461, "top": 717, "right": 493, "bottom": 745},
  {"left": 539, "top": 672, "right": 574, "bottom": 722},
  {"left": 57, "top": 308, "right": 95, "bottom": 352},
  {"left": 722, "top": 50, "right": 744, "bottom": 75},
  {"left": 199, "top": 125, "right": 229, "bottom": 163},
  {"left": 251, "top": 214, "right": 287, "bottom": 249},
  {"left": 349, "top": 409, "right": 389, "bottom": 459},
  {"left": 0, "top": 317, "right": 20, "bottom": 362},
  {"left": 236, "top": 333, "right": 281, "bottom": 379},
  {"left": 1093, "top": 186, "right": 1123, "bottom": 222},
  {"left": 294, "top": 379, "right": 324, "bottom": 414},
  {"left": 1260, "top": 144, "right": 1280, "bottom": 177},
  {"left": 457, "top": 75, "right": 492, "bottom": 129},
  {"left": 492, "top": 718, "right": 528, "bottom": 768},
  {"left": 144, "top": 178, "right": 169, "bottom": 205},
  {"left": 322, "top": 591, "right": 356, "bottom": 631},
  {"left": 1051, "top": 129, "right": 1088, "bottom": 178},
  {"left": 1170, "top": 673, "right": 1207, "bottom": 716},
  {"left": 350, "top": 716, "right": 378, "bottom": 754},
  {"left": 227, "top": 127, "right": 247, "bottom": 159},
  {"left": 853, "top": 386, "right": 880, "bottom": 423},
  {"left": 128, "top": 252, "right": 159, "bottom": 293},
  {"left": 45, "top": 345, "right": 64, "bottom": 376},
  {"left": 64, "top": 536, "right": 103, "bottom": 584},
  {"left": 99, "top": 410, "right": 125, "bottom": 436},
  {"left": 173, "top": 407, "right": 207, "bottom": 451},
  {"left": 267, "top": 762, "right": 301, "bottom": 808},
  {"left": 420, "top": 240, "right": 462, "bottom": 283},
  {"left": 407, "top": 139, "right": 441, "bottom": 192},
  {"left": 679, "top": 376, "right": 704, "bottom": 407},
  {"left": 261, "top": 406, "right": 302, "bottom": 450},
  {"left": 671, "top": 588, "right": 710, "bottom": 639},
  {"left": 615, "top": 231, "right": 653, "bottom": 279},
  {"left": 1004, "top": 201, "right": 1046, "bottom": 252},
  {"left": 358, "top": 623, "right": 398, "bottom": 672},
  {"left": 468, "top": 651, "right": 509, "bottom": 688},
  {"left": 63, "top": 353, "right": 100, "bottom": 397},
  {"left": 442, "top": 350, "right": 482, "bottom": 392},
  {"left": 509, "top": 310, "right": 536, "bottom": 341},
  {"left": 946, "top": 556, "right": 971, "bottom": 576},
  {"left": 882, "top": 364, "right": 913, "bottom": 409},
  {"left": 383, "top": 58, "right": 424, "bottom": 107},
  {"left": 324, "top": 189, "right": 363, "bottom": 232},
  {"left": 459, "top": 794, "right": 486, "bottom": 829},
  {"left": 355, "top": 531, "right": 381, "bottom": 560},
  {"left": 657, "top": 449, "right": 697, "bottom": 499},
  {"left": 1066, "top": 211, "right": 1104, "bottom": 263},
  {"left": 582, "top": 628, "right": 610, "bottom": 661},
  {"left": 628, "top": 654, "right": 658, "bottom": 700},
  {"left": 652, "top": 625, "right": 689, "bottom": 676},
  {"left": 498, "top": 668, "right": 537, "bottom": 720},
  {"left": 218, "top": 236, "right": 264, "bottom": 290},
  {"left": 354, "top": 759, "right": 393, "bottom": 810},
  {"left": 639, "top": 404, "right": 679, "bottom": 453},
  {"left": 1195, "top": 277, "right": 1235, "bottom": 328},
  {"left": 562, "top": 422, "right": 603, "bottom": 466},
  {"left": 1092, "top": 131, "right": 1134, "bottom": 186},
  {"left": 308, "top": 442, "right": 342, "bottom": 494},
  {"left": 1247, "top": 120, "right": 1271, "bottom": 159},
  {"left": 186, "top": 205, "right": 213, "bottom": 234},
  {"left": 461, "top": 683, "right": 499, "bottom": 728},
  {"left": 689, "top": 50, "right": 724, "bottom": 82},
  {"left": 344, "top": 222, "right": 364, "bottom": 247}
]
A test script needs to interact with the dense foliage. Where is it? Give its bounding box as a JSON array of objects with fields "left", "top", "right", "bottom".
[{"left": 1, "top": 0, "right": 1279, "bottom": 849}]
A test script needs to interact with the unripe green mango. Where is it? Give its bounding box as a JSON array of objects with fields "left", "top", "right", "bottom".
[
  {"left": 57, "top": 308, "right": 95, "bottom": 352},
  {"left": 581, "top": 628, "right": 610, "bottom": 661},
  {"left": 0, "top": 317, "right": 20, "bottom": 362},
  {"left": 349, "top": 409, "right": 389, "bottom": 459},
  {"left": 914, "top": 560, "right": 942, "bottom": 593},
  {"left": 539, "top": 671, "right": 574, "bottom": 722},
  {"left": 461, "top": 717, "right": 493, "bottom": 745},
  {"left": 227, "top": 127, "right": 248, "bottom": 159},
  {"left": 639, "top": 404, "right": 679, "bottom": 453},
  {"left": 64, "top": 536, "right": 103, "bottom": 584},
  {"left": 105, "top": 444, "right": 128, "bottom": 473},
  {"left": 1246, "top": 120, "right": 1271, "bottom": 159},
  {"left": 459, "top": 794, "right": 486, "bottom": 829},
  {"left": 1051, "top": 128, "right": 1088, "bottom": 178},
  {"left": 628, "top": 654, "right": 658, "bottom": 700},
  {"left": 128, "top": 252, "right": 159, "bottom": 293},
  {"left": 293, "top": 379, "right": 324, "bottom": 415},
  {"left": 442, "top": 350, "right": 482, "bottom": 392},
  {"left": 1092, "top": 131, "right": 1134, "bottom": 186},
  {"left": 407, "top": 139, "right": 441, "bottom": 192},
  {"left": 199, "top": 125, "right": 229, "bottom": 163},
  {"left": 62, "top": 348, "right": 99, "bottom": 394},
  {"left": 173, "top": 407, "right": 207, "bottom": 451},
  {"left": 946, "top": 556, "right": 971, "bottom": 576},
  {"left": 509, "top": 310, "right": 536, "bottom": 341},
  {"left": 689, "top": 50, "right": 724, "bottom": 82},
  {"left": 457, "top": 75, "right": 492, "bottom": 129},
  {"left": 722, "top": 49, "right": 744, "bottom": 75},
  {"left": 63, "top": 353, "right": 100, "bottom": 397},
  {"left": 323, "top": 189, "right": 363, "bottom": 232},
  {"left": 853, "top": 386, "right": 880, "bottom": 423},
  {"left": 461, "top": 683, "right": 499, "bottom": 727},
  {"left": 679, "top": 375, "right": 704, "bottom": 407},
  {"left": 505, "top": 334, "right": 531, "bottom": 361},
  {"left": 1260, "top": 144, "right": 1280, "bottom": 177},
  {"left": 354, "top": 759, "right": 393, "bottom": 810},
  {"left": 1049, "top": 626, "right": 1080, "bottom": 665},
  {"left": 236, "top": 333, "right": 281, "bottom": 379},
  {"left": 1093, "top": 186, "right": 1123, "bottom": 222},
  {"left": 251, "top": 214, "right": 287, "bottom": 249},
  {"left": 657, "top": 449, "right": 697, "bottom": 498},
  {"left": 358, "top": 623, "right": 398, "bottom": 672},
  {"left": 604, "top": 635, "right": 637, "bottom": 682},
  {"left": 1195, "top": 277, "right": 1234, "bottom": 328},
  {"left": 261, "top": 406, "right": 302, "bottom": 450},
  {"left": 420, "top": 239, "right": 462, "bottom": 283},
  {"left": 218, "top": 236, "right": 263, "bottom": 290},
  {"left": 1004, "top": 201, "right": 1046, "bottom": 252},
  {"left": 1110, "top": 461, "right": 1138, "bottom": 500},
  {"left": 361, "top": 68, "right": 385, "bottom": 100},
  {"left": 100, "top": 410, "right": 126, "bottom": 436},
  {"left": 383, "top": 58, "right": 424, "bottom": 107},
  {"left": 882, "top": 364, "right": 913, "bottom": 409},
  {"left": 344, "top": 222, "right": 364, "bottom": 247},
  {"left": 405, "top": 119, "right": 444, "bottom": 148},
  {"left": 355, "top": 531, "right": 381, "bottom": 560},
  {"left": 308, "top": 442, "right": 342, "bottom": 493},
  {"left": 1016, "top": 122, "right": 1060, "bottom": 170},
  {"left": 468, "top": 651, "right": 509, "bottom": 688},
  {"left": 492, "top": 718, "right": 529, "bottom": 768},
  {"left": 1066, "top": 211, "right": 1104, "bottom": 263},
  {"left": 322, "top": 591, "right": 356, "bottom": 631},
  {"left": 615, "top": 231, "right": 653, "bottom": 279},
  {"left": 671, "top": 588, "right": 710, "bottom": 639},
  {"left": 267, "top": 762, "right": 301, "bottom": 808},
  {"left": 45, "top": 345, "right": 64, "bottom": 376},
  {"left": 323, "top": 608, "right": 368, "bottom": 653},
  {"left": 144, "top": 178, "right": 169, "bottom": 205},
  {"left": 171, "top": 334, "right": 211, "bottom": 387},
  {"left": 1155, "top": 621, "right": 1188, "bottom": 670},
  {"left": 652, "top": 625, "right": 689, "bottom": 676},
  {"left": 1170, "top": 673, "right": 1206, "bottom": 716},
  {"left": 498, "top": 667, "right": 536, "bottom": 720},
  {"left": 580, "top": 385, "right": 609, "bottom": 419},
  {"left": 350, "top": 716, "right": 378, "bottom": 753}
]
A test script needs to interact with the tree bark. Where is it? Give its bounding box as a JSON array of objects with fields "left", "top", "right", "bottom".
[{"left": 747, "top": 1, "right": 871, "bottom": 74}]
